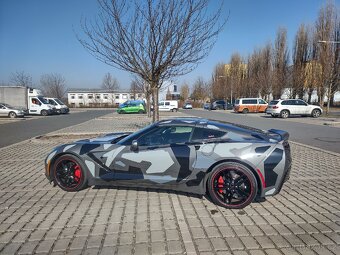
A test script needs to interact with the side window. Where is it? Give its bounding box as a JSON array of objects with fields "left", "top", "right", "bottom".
[
  {"left": 281, "top": 101, "right": 288, "bottom": 105},
  {"left": 192, "top": 127, "right": 226, "bottom": 141},
  {"left": 165, "top": 102, "right": 170, "bottom": 106},
  {"left": 138, "top": 126, "right": 193, "bottom": 146},
  {"left": 296, "top": 100, "right": 307, "bottom": 106},
  {"left": 259, "top": 99, "right": 267, "bottom": 104}
]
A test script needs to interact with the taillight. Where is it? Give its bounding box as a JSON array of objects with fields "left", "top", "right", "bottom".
[{"left": 273, "top": 106, "right": 279, "bottom": 109}]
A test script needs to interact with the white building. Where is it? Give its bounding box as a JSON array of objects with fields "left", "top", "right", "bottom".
[
  {"left": 67, "top": 88, "right": 144, "bottom": 107},
  {"left": 159, "top": 81, "right": 180, "bottom": 101}
]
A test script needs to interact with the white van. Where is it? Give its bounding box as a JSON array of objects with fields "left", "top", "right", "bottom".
[
  {"left": 158, "top": 100, "right": 178, "bottom": 112},
  {"left": 45, "top": 97, "right": 69, "bottom": 114}
]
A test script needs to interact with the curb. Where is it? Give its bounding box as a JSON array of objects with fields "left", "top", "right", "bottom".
[{"left": 290, "top": 141, "right": 340, "bottom": 157}]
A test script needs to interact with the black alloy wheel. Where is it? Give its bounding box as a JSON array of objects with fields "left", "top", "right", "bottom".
[
  {"left": 53, "top": 155, "right": 87, "bottom": 191},
  {"left": 208, "top": 163, "right": 257, "bottom": 209},
  {"left": 242, "top": 108, "right": 249, "bottom": 114}
]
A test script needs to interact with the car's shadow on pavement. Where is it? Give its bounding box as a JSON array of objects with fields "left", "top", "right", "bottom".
[{"left": 93, "top": 185, "right": 206, "bottom": 201}]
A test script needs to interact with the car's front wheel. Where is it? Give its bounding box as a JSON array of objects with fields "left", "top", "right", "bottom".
[
  {"left": 207, "top": 162, "right": 258, "bottom": 209},
  {"left": 8, "top": 112, "right": 17, "bottom": 118},
  {"left": 53, "top": 154, "right": 88, "bottom": 192},
  {"left": 311, "top": 109, "right": 321, "bottom": 118},
  {"left": 242, "top": 108, "right": 249, "bottom": 114},
  {"left": 41, "top": 110, "right": 48, "bottom": 116}
]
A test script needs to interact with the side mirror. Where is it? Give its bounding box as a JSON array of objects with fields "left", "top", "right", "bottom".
[{"left": 131, "top": 140, "right": 138, "bottom": 151}]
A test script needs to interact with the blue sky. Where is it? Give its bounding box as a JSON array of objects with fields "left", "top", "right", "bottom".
[{"left": 1, "top": 0, "right": 339, "bottom": 90}]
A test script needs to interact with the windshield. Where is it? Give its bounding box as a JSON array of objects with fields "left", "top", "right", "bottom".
[
  {"left": 54, "top": 98, "right": 65, "bottom": 105},
  {"left": 38, "top": 96, "right": 49, "bottom": 104}
]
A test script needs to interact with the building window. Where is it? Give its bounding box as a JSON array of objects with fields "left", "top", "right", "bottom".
[
  {"left": 103, "top": 94, "right": 108, "bottom": 99},
  {"left": 71, "top": 103, "right": 75, "bottom": 107},
  {"left": 96, "top": 94, "right": 101, "bottom": 99},
  {"left": 70, "top": 94, "right": 75, "bottom": 99},
  {"left": 88, "top": 94, "right": 93, "bottom": 99},
  {"left": 78, "top": 94, "right": 83, "bottom": 99},
  {"left": 115, "top": 94, "right": 120, "bottom": 99},
  {"left": 79, "top": 103, "right": 83, "bottom": 107},
  {"left": 173, "top": 85, "right": 177, "bottom": 92},
  {"left": 122, "top": 94, "right": 128, "bottom": 99}
]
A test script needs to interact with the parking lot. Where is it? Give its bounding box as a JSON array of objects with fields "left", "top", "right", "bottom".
[{"left": 0, "top": 111, "right": 339, "bottom": 254}]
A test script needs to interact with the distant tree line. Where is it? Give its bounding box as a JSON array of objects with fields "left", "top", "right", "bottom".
[{"left": 188, "top": 2, "right": 339, "bottom": 113}]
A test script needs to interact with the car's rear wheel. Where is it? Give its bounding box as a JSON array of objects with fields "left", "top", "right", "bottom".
[
  {"left": 8, "top": 112, "right": 17, "bottom": 118},
  {"left": 311, "top": 109, "right": 321, "bottom": 118},
  {"left": 242, "top": 108, "right": 249, "bottom": 114},
  {"left": 280, "top": 110, "right": 289, "bottom": 119},
  {"left": 138, "top": 110, "right": 144, "bottom": 114},
  {"left": 53, "top": 154, "right": 87, "bottom": 192},
  {"left": 207, "top": 162, "right": 257, "bottom": 209}
]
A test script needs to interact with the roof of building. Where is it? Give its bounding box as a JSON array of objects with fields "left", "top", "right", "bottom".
[{"left": 67, "top": 88, "right": 142, "bottom": 93}]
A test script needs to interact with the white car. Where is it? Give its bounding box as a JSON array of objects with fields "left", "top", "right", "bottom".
[
  {"left": 0, "top": 103, "right": 25, "bottom": 118},
  {"left": 182, "top": 103, "right": 193, "bottom": 109},
  {"left": 266, "top": 99, "right": 323, "bottom": 118}
]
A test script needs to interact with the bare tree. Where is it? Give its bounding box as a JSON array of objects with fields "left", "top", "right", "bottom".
[
  {"left": 292, "top": 24, "right": 311, "bottom": 99},
  {"left": 10, "top": 71, "right": 32, "bottom": 87},
  {"left": 130, "top": 80, "right": 141, "bottom": 100},
  {"left": 272, "top": 27, "right": 289, "bottom": 99},
  {"left": 40, "top": 73, "right": 66, "bottom": 98},
  {"left": 102, "top": 73, "right": 119, "bottom": 92},
  {"left": 247, "top": 44, "right": 272, "bottom": 100},
  {"left": 78, "top": 0, "right": 226, "bottom": 122},
  {"left": 180, "top": 83, "right": 190, "bottom": 102},
  {"left": 315, "top": 1, "right": 339, "bottom": 112},
  {"left": 191, "top": 77, "right": 208, "bottom": 103},
  {"left": 211, "top": 63, "right": 228, "bottom": 100}
]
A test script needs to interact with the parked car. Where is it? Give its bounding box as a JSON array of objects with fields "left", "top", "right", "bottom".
[
  {"left": 182, "top": 103, "right": 193, "bottom": 109},
  {"left": 234, "top": 98, "right": 268, "bottom": 113},
  {"left": 266, "top": 99, "right": 323, "bottom": 118},
  {"left": 211, "top": 100, "right": 233, "bottom": 110},
  {"left": 0, "top": 103, "right": 25, "bottom": 118},
  {"left": 117, "top": 100, "right": 146, "bottom": 114},
  {"left": 45, "top": 118, "right": 291, "bottom": 209},
  {"left": 158, "top": 100, "right": 178, "bottom": 112},
  {"left": 45, "top": 98, "right": 69, "bottom": 114}
]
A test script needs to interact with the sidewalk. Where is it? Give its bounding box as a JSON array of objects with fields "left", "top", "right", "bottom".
[{"left": 0, "top": 112, "right": 339, "bottom": 255}]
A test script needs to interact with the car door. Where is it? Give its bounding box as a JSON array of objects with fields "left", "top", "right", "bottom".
[
  {"left": 29, "top": 97, "right": 41, "bottom": 114},
  {"left": 114, "top": 125, "right": 197, "bottom": 187},
  {"left": 296, "top": 100, "right": 309, "bottom": 115},
  {"left": 258, "top": 99, "right": 268, "bottom": 112}
]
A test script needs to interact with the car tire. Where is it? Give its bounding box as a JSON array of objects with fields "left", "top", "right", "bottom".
[
  {"left": 280, "top": 110, "right": 289, "bottom": 119},
  {"left": 138, "top": 110, "right": 144, "bottom": 114},
  {"left": 207, "top": 162, "right": 258, "bottom": 209},
  {"left": 8, "top": 112, "right": 17, "bottom": 118},
  {"left": 41, "top": 110, "right": 48, "bottom": 116},
  {"left": 242, "top": 108, "right": 249, "bottom": 114},
  {"left": 311, "top": 109, "right": 321, "bottom": 118},
  {"left": 53, "top": 154, "right": 88, "bottom": 192}
]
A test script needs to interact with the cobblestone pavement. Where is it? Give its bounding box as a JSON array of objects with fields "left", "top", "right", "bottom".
[{"left": 0, "top": 112, "right": 339, "bottom": 255}]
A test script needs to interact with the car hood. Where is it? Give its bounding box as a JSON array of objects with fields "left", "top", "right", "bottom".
[{"left": 75, "top": 132, "right": 132, "bottom": 144}]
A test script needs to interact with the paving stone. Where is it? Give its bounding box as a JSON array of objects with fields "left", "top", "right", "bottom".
[
  {"left": 226, "top": 237, "right": 244, "bottom": 251},
  {"left": 17, "top": 240, "right": 39, "bottom": 254},
  {"left": 151, "top": 242, "right": 166, "bottom": 255},
  {"left": 53, "top": 238, "right": 71, "bottom": 252},
  {"left": 35, "top": 239, "right": 54, "bottom": 253},
  {"left": 70, "top": 236, "right": 87, "bottom": 250},
  {"left": 210, "top": 237, "right": 228, "bottom": 251},
  {"left": 0, "top": 242, "right": 22, "bottom": 255},
  {"left": 194, "top": 238, "right": 212, "bottom": 252},
  {"left": 254, "top": 236, "right": 276, "bottom": 249}
]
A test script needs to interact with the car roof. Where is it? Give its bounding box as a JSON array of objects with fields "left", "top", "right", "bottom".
[{"left": 157, "top": 118, "right": 208, "bottom": 126}]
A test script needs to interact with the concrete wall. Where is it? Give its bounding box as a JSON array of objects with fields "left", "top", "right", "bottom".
[{"left": 0, "top": 86, "right": 27, "bottom": 109}]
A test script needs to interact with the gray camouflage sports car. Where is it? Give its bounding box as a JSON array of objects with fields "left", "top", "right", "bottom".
[{"left": 45, "top": 118, "right": 291, "bottom": 209}]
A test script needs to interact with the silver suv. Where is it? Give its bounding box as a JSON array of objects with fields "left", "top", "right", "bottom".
[{"left": 266, "top": 99, "right": 322, "bottom": 119}]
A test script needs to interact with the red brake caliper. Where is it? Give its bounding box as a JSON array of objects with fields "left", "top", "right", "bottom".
[
  {"left": 218, "top": 176, "right": 224, "bottom": 193},
  {"left": 74, "top": 165, "right": 81, "bottom": 182}
]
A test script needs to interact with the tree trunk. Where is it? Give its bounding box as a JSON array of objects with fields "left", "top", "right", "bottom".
[{"left": 307, "top": 89, "right": 313, "bottom": 104}]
